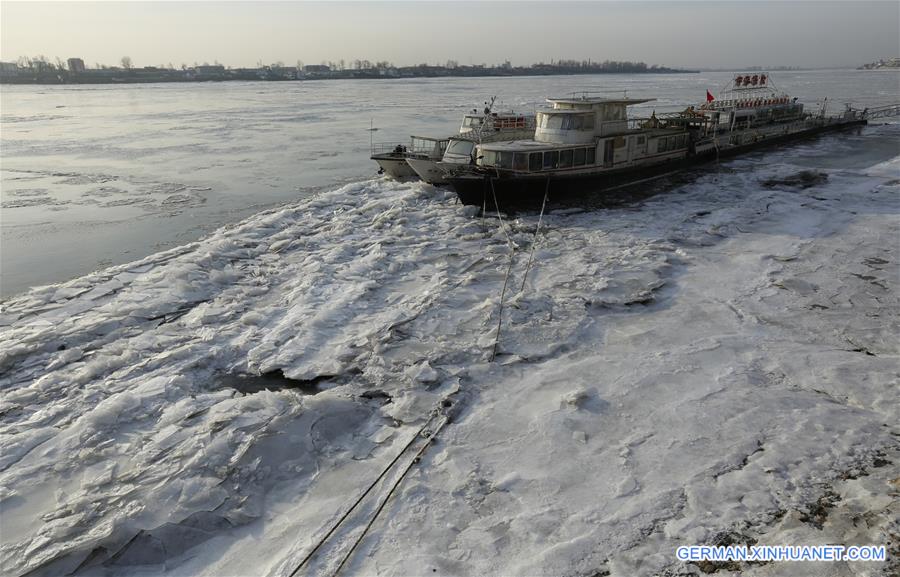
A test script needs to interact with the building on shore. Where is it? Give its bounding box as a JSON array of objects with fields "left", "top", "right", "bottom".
[
  {"left": 303, "top": 64, "right": 331, "bottom": 78},
  {"left": 192, "top": 64, "right": 226, "bottom": 79},
  {"left": 0, "top": 62, "right": 19, "bottom": 78},
  {"left": 67, "top": 58, "right": 86, "bottom": 73}
]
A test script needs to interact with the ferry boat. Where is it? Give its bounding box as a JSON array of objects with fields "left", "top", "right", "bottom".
[
  {"left": 445, "top": 74, "right": 869, "bottom": 208},
  {"left": 372, "top": 99, "right": 535, "bottom": 181},
  {"left": 406, "top": 138, "right": 477, "bottom": 185},
  {"left": 407, "top": 116, "right": 536, "bottom": 185},
  {"left": 371, "top": 136, "right": 449, "bottom": 179}
]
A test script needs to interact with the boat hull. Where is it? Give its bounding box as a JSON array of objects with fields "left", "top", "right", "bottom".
[
  {"left": 406, "top": 158, "right": 449, "bottom": 184},
  {"left": 372, "top": 154, "right": 418, "bottom": 179},
  {"left": 449, "top": 119, "right": 866, "bottom": 209}
]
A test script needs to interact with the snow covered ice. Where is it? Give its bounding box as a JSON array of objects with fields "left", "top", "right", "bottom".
[{"left": 1, "top": 125, "right": 898, "bottom": 576}]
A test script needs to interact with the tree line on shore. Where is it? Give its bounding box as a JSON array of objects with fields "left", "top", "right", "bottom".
[{"left": 1, "top": 55, "right": 696, "bottom": 84}]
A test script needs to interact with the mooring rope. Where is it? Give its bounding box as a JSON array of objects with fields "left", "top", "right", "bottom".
[
  {"left": 519, "top": 177, "right": 551, "bottom": 293},
  {"left": 490, "top": 246, "right": 516, "bottom": 362},
  {"left": 487, "top": 177, "right": 512, "bottom": 247},
  {"left": 489, "top": 176, "right": 517, "bottom": 362},
  {"left": 332, "top": 414, "right": 451, "bottom": 576},
  {"left": 286, "top": 409, "right": 441, "bottom": 577},
  {"left": 481, "top": 178, "right": 487, "bottom": 230}
]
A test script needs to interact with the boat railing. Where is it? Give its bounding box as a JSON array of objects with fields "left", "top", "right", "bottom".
[
  {"left": 370, "top": 142, "right": 409, "bottom": 155},
  {"left": 490, "top": 115, "right": 536, "bottom": 131},
  {"left": 372, "top": 138, "right": 449, "bottom": 157},
  {"left": 859, "top": 103, "right": 900, "bottom": 120},
  {"left": 568, "top": 89, "right": 629, "bottom": 100},
  {"left": 467, "top": 116, "right": 536, "bottom": 142},
  {"left": 606, "top": 117, "right": 664, "bottom": 132}
]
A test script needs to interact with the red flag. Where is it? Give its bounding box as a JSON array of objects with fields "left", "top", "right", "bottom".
[{"left": 706, "top": 90, "right": 715, "bottom": 103}]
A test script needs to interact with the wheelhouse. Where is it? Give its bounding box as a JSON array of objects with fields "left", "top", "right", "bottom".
[
  {"left": 442, "top": 138, "right": 477, "bottom": 164},
  {"left": 409, "top": 136, "right": 449, "bottom": 159},
  {"left": 459, "top": 115, "right": 484, "bottom": 134}
]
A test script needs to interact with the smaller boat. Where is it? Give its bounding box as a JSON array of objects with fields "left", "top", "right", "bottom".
[
  {"left": 372, "top": 136, "right": 449, "bottom": 179},
  {"left": 408, "top": 137, "right": 485, "bottom": 185},
  {"left": 406, "top": 113, "right": 537, "bottom": 184},
  {"left": 372, "top": 97, "right": 536, "bottom": 181}
]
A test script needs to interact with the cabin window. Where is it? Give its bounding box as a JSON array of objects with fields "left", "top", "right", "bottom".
[
  {"left": 513, "top": 153, "right": 529, "bottom": 171},
  {"left": 656, "top": 139, "right": 665, "bottom": 153},
  {"left": 573, "top": 148, "right": 586, "bottom": 166},
  {"left": 615, "top": 136, "right": 626, "bottom": 149},
  {"left": 585, "top": 147, "right": 595, "bottom": 164},
  {"left": 529, "top": 152, "right": 542, "bottom": 171},
  {"left": 538, "top": 113, "right": 565, "bottom": 130},
  {"left": 463, "top": 117, "right": 483, "bottom": 127},
  {"left": 604, "top": 104, "right": 624, "bottom": 121},
  {"left": 447, "top": 140, "right": 475, "bottom": 157},
  {"left": 676, "top": 135, "right": 686, "bottom": 148},
  {"left": 481, "top": 150, "right": 497, "bottom": 166},
  {"left": 637, "top": 136, "right": 646, "bottom": 145},
  {"left": 543, "top": 150, "right": 559, "bottom": 169},
  {"left": 559, "top": 149, "right": 573, "bottom": 168},
  {"left": 498, "top": 151, "right": 514, "bottom": 169},
  {"left": 566, "top": 113, "right": 594, "bottom": 131},
  {"left": 539, "top": 112, "right": 594, "bottom": 131}
]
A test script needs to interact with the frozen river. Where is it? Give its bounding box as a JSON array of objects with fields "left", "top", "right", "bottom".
[
  {"left": 1, "top": 70, "right": 898, "bottom": 577},
  {"left": 2, "top": 70, "right": 898, "bottom": 296}
]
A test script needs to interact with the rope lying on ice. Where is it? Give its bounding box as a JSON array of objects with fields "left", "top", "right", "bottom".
[
  {"left": 287, "top": 396, "right": 457, "bottom": 577},
  {"left": 286, "top": 408, "right": 442, "bottom": 577},
  {"left": 332, "top": 413, "right": 451, "bottom": 576}
]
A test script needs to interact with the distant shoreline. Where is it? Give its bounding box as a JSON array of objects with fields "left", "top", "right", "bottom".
[{"left": 0, "top": 68, "right": 699, "bottom": 86}]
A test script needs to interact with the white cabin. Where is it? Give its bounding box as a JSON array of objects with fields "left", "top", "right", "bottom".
[
  {"left": 534, "top": 96, "right": 654, "bottom": 144},
  {"left": 475, "top": 95, "right": 694, "bottom": 173}
]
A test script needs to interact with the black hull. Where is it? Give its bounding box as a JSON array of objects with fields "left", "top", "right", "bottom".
[{"left": 449, "top": 119, "right": 867, "bottom": 210}]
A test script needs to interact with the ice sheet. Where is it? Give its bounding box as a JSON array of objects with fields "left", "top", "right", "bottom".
[{"left": 1, "top": 134, "right": 898, "bottom": 576}]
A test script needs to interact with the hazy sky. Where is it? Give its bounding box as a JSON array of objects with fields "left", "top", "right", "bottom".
[{"left": 2, "top": 1, "right": 898, "bottom": 69}]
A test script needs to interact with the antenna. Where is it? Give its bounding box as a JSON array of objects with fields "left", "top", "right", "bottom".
[{"left": 476, "top": 96, "right": 498, "bottom": 143}]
